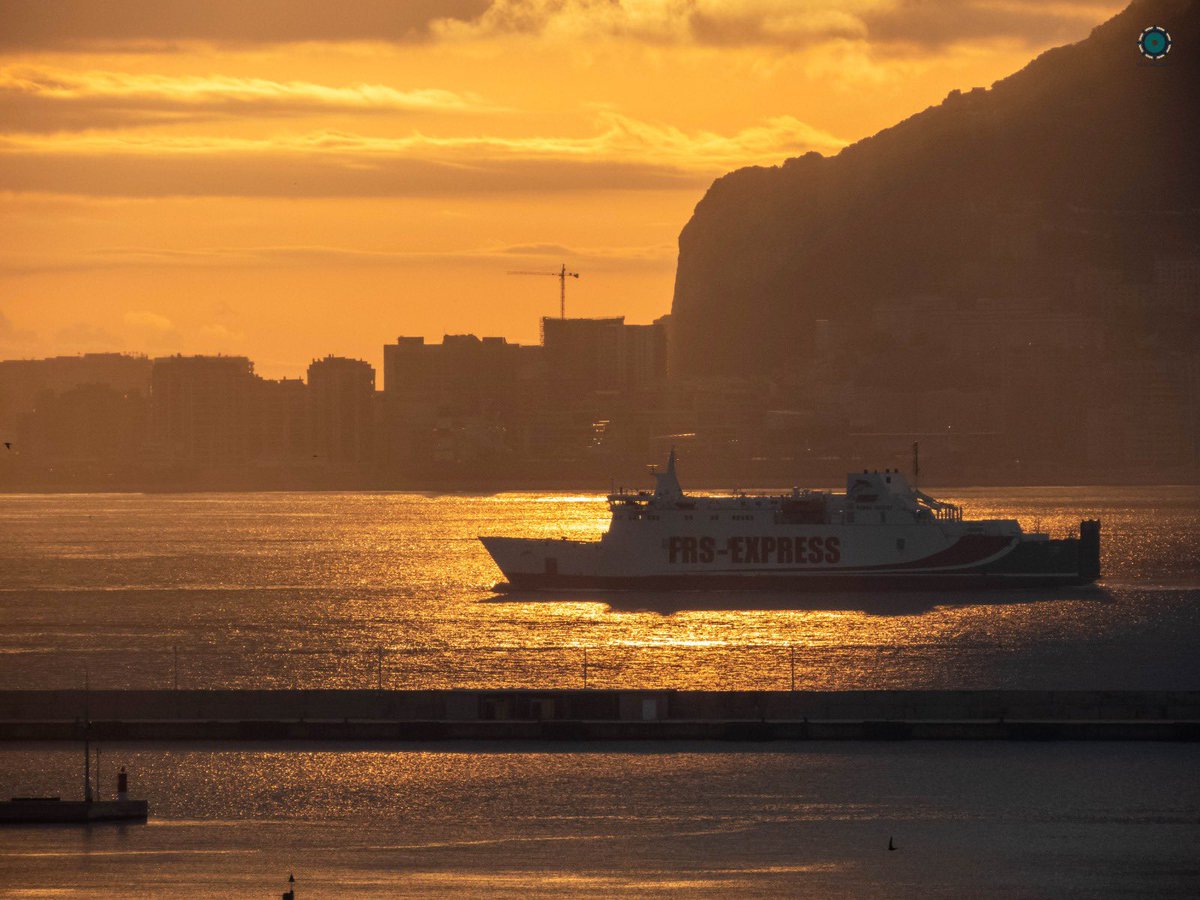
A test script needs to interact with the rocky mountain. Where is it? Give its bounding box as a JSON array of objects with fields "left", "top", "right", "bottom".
[{"left": 668, "top": 0, "right": 1199, "bottom": 381}]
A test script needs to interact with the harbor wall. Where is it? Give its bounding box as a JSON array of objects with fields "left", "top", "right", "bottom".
[{"left": 0, "top": 689, "right": 1196, "bottom": 742}]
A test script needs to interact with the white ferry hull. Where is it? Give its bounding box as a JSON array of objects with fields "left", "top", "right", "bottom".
[
  {"left": 481, "top": 528, "right": 1098, "bottom": 591},
  {"left": 480, "top": 454, "right": 1101, "bottom": 592}
]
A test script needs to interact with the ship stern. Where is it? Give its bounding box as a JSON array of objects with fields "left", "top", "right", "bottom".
[{"left": 1079, "top": 519, "right": 1101, "bottom": 583}]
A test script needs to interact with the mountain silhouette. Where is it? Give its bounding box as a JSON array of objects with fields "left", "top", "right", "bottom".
[{"left": 668, "top": 0, "right": 1199, "bottom": 380}]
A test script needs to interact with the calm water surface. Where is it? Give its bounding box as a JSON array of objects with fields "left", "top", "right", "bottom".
[
  {"left": 0, "top": 742, "right": 1197, "bottom": 897},
  {"left": 1, "top": 488, "right": 1198, "bottom": 896},
  {"left": 0, "top": 486, "right": 1198, "bottom": 690}
]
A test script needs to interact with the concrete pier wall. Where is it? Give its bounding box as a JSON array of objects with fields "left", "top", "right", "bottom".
[{"left": 1, "top": 689, "right": 1196, "bottom": 742}]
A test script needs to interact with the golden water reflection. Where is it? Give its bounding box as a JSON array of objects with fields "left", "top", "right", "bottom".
[
  {"left": 0, "top": 485, "right": 1196, "bottom": 690},
  {"left": 7, "top": 741, "right": 1196, "bottom": 897}
]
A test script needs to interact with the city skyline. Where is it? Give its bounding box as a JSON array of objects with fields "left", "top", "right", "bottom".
[{"left": 4, "top": 285, "right": 1195, "bottom": 489}]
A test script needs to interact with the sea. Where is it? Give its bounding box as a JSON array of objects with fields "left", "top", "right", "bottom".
[{"left": 0, "top": 486, "right": 1198, "bottom": 896}]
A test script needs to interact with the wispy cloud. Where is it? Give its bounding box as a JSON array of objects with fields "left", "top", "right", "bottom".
[
  {"left": 0, "top": 0, "right": 1122, "bottom": 53},
  {"left": 0, "top": 67, "right": 494, "bottom": 132},
  {"left": 123, "top": 309, "right": 175, "bottom": 332},
  {"left": 51, "top": 321, "right": 122, "bottom": 351},
  {"left": 0, "top": 240, "right": 678, "bottom": 276},
  {"left": 0, "top": 309, "right": 39, "bottom": 354},
  {"left": 0, "top": 112, "right": 847, "bottom": 197},
  {"left": 435, "top": 0, "right": 1123, "bottom": 50},
  {"left": 0, "top": 0, "right": 490, "bottom": 51}
]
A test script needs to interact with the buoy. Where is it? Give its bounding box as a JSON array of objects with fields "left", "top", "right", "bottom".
[{"left": 282, "top": 872, "right": 296, "bottom": 900}]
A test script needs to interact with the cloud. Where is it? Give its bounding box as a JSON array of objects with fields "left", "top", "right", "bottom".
[
  {"left": 0, "top": 150, "right": 701, "bottom": 198},
  {"left": 123, "top": 309, "right": 175, "bottom": 333},
  {"left": 0, "top": 0, "right": 1122, "bottom": 53},
  {"left": 0, "top": 113, "right": 847, "bottom": 197},
  {"left": 489, "top": 241, "right": 678, "bottom": 268},
  {"left": 500, "top": 243, "right": 574, "bottom": 256},
  {"left": 0, "top": 0, "right": 491, "bottom": 51},
  {"left": 120, "top": 309, "right": 186, "bottom": 352},
  {"left": 0, "top": 67, "right": 494, "bottom": 133},
  {"left": 858, "top": 0, "right": 1125, "bottom": 50},
  {"left": 0, "top": 240, "right": 678, "bottom": 276},
  {"left": 52, "top": 321, "right": 122, "bottom": 350},
  {"left": 0, "top": 309, "right": 39, "bottom": 354},
  {"left": 197, "top": 322, "right": 247, "bottom": 344},
  {"left": 434, "top": 0, "right": 1123, "bottom": 50}
]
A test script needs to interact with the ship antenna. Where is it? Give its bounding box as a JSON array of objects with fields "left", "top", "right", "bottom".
[{"left": 912, "top": 441, "right": 919, "bottom": 489}]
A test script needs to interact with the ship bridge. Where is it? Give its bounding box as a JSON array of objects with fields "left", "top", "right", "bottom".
[
  {"left": 606, "top": 458, "right": 963, "bottom": 529},
  {"left": 844, "top": 469, "right": 963, "bottom": 522}
]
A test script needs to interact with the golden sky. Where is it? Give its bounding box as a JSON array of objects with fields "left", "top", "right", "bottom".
[{"left": 0, "top": 0, "right": 1123, "bottom": 379}]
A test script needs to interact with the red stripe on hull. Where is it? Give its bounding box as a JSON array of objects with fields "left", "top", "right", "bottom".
[{"left": 504, "top": 571, "right": 1095, "bottom": 592}]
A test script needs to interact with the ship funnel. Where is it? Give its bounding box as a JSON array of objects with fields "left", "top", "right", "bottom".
[{"left": 654, "top": 448, "right": 683, "bottom": 500}]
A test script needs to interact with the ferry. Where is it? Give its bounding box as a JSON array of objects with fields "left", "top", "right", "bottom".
[{"left": 480, "top": 451, "right": 1101, "bottom": 591}]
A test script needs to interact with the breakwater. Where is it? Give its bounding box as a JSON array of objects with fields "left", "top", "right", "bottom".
[{"left": 1, "top": 689, "right": 1196, "bottom": 742}]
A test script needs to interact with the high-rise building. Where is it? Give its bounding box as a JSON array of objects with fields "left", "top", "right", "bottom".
[
  {"left": 381, "top": 335, "right": 540, "bottom": 467},
  {"left": 620, "top": 318, "right": 669, "bottom": 389},
  {"left": 0, "top": 353, "right": 152, "bottom": 434},
  {"left": 540, "top": 316, "right": 669, "bottom": 398},
  {"left": 383, "top": 334, "right": 528, "bottom": 414},
  {"left": 540, "top": 317, "right": 625, "bottom": 398},
  {"left": 307, "top": 356, "right": 375, "bottom": 466},
  {"left": 149, "top": 355, "right": 256, "bottom": 467},
  {"left": 382, "top": 337, "right": 438, "bottom": 400},
  {"left": 537, "top": 316, "right": 671, "bottom": 459},
  {"left": 253, "top": 377, "right": 309, "bottom": 463},
  {"left": 20, "top": 383, "right": 147, "bottom": 467}
]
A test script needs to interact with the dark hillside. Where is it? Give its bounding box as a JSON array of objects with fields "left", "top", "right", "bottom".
[{"left": 670, "top": 0, "right": 1199, "bottom": 378}]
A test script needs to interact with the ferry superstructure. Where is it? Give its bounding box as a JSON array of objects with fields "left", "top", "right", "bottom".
[{"left": 480, "top": 451, "right": 1101, "bottom": 591}]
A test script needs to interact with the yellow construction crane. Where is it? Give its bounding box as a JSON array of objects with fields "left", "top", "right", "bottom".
[{"left": 508, "top": 263, "right": 580, "bottom": 319}]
